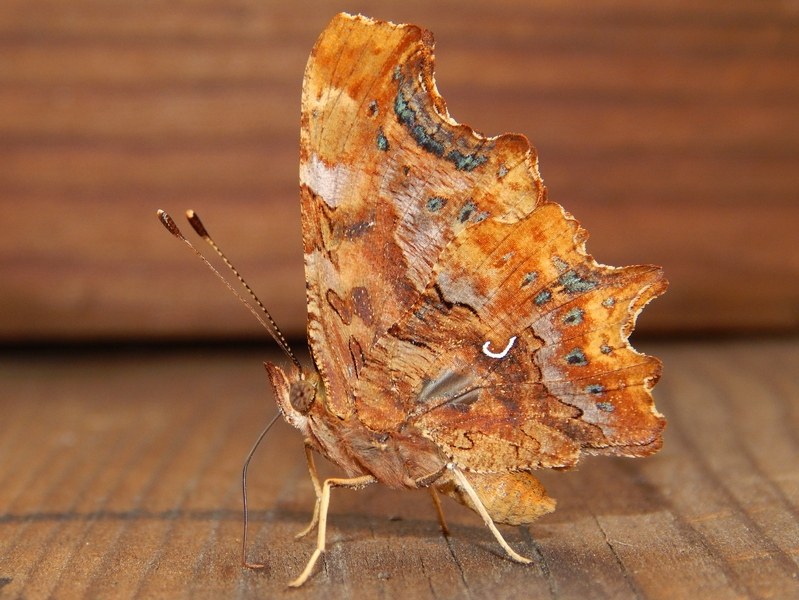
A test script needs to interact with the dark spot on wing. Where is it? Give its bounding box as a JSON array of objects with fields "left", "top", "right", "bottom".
[
  {"left": 426, "top": 196, "right": 447, "bottom": 212},
  {"left": 563, "top": 307, "right": 584, "bottom": 326},
  {"left": 585, "top": 383, "right": 605, "bottom": 395},
  {"left": 565, "top": 348, "right": 588, "bottom": 366},
  {"left": 521, "top": 271, "right": 538, "bottom": 287},
  {"left": 326, "top": 289, "right": 352, "bottom": 325},
  {"left": 458, "top": 200, "right": 476, "bottom": 223},
  {"left": 351, "top": 286, "right": 374, "bottom": 326},
  {"left": 344, "top": 220, "right": 374, "bottom": 238},
  {"left": 349, "top": 336, "right": 365, "bottom": 377},
  {"left": 368, "top": 99, "right": 379, "bottom": 117}
]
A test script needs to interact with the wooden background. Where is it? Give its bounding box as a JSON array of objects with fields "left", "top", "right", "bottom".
[
  {"left": 1, "top": 0, "right": 797, "bottom": 342},
  {"left": 1, "top": 2, "right": 798, "bottom": 599}
]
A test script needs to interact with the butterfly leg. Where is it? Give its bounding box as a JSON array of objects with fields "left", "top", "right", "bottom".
[
  {"left": 288, "top": 474, "right": 376, "bottom": 588},
  {"left": 295, "top": 446, "right": 322, "bottom": 539},
  {"left": 448, "top": 464, "right": 532, "bottom": 564},
  {"left": 428, "top": 487, "right": 450, "bottom": 536}
]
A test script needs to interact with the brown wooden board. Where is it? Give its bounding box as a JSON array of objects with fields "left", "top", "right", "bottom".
[
  {"left": 1, "top": 1, "right": 798, "bottom": 341},
  {"left": 1, "top": 339, "right": 797, "bottom": 598}
]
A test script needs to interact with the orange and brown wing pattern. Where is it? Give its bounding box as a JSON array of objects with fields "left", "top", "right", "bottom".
[
  {"left": 301, "top": 13, "right": 666, "bottom": 473},
  {"left": 300, "top": 14, "right": 545, "bottom": 418},
  {"left": 356, "top": 199, "right": 666, "bottom": 472}
]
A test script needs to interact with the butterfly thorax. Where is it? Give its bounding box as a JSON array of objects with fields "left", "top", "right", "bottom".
[{"left": 265, "top": 361, "right": 448, "bottom": 489}]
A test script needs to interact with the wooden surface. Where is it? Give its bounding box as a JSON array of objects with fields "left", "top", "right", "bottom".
[
  {"left": 1, "top": 338, "right": 797, "bottom": 599},
  {"left": 1, "top": 1, "right": 798, "bottom": 341}
]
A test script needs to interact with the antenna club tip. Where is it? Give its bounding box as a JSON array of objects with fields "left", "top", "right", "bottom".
[
  {"left": 186, "top": 210, "right": 210, "bottom": 238},
  {"left": 156, "top": 209, "right": 185, "bottom": 240}
]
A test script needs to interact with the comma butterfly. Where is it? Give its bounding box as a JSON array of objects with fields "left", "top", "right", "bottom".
[{"left": 161, "top": 12, "right": 667, "bottom": 587}]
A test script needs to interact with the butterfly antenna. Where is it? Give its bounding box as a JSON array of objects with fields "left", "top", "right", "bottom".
[
  {"left": 241, "top": 410, "right": 281, "bottom": 569},
  {"left": 157, "top": 209, "right": 303, "bottom": 372},
  {"left": 183, "top": 210, "right": 301, "bottom": 369}
]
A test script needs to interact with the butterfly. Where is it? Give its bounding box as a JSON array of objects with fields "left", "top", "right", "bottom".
[{"left": 161, "top": 11, "right": 666, "bottom": 588}]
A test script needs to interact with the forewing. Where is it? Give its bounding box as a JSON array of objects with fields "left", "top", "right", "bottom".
[{"left": 300, "top": 14, "right": 544, "bottom": 417}]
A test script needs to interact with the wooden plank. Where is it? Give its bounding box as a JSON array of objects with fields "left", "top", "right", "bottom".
[
  {"left": 0, "top": 0, "right": 797, "bottom": 340},
  {"left": 1, "top": 339, "right": 798, "bottom": 598}
]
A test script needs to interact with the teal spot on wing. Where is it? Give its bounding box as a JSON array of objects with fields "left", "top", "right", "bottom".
[
  {"left": 376, "top": 128, "right": 389, "bottom": 151},
  {"left": 394, "top": 80, "right": 487, "bottom": 171},
  {"left": 426, "top": 196, "right": 447, "bottom": 212},
  {"left": 563, "top": 307, "right": 584, "bottom": 326},
  {"left": 458, "top": 200, "right": 476, "bottom": 223},
  {"left": 534, "top": 289, "right": 552, "bottom": 306},
  {"left": 585, "top": 383, "right": 605, "bottom": 395},
  {"left": 560, "top": 270, "right": 597, "bottom": 294},
  {"left": 565, "top": 348, "right": 588, "bottom": 366},
  {"left": 394, "top": 89, "right": 413, "bottom": 121},
  {"left": 446, "top": 149, "right": 488, "bottom": 172},
  {"left": 521, "top": 271, "right": 538, "bottom": 287},
  {"left": 412, "top": 124, "right": 445, "bottom": 155},
  {"left": 395, "top": 90, "right": 444, "bottom": 156}
]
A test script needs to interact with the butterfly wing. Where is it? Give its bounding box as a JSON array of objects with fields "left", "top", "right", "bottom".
[
  {"left": 300, "top": 13, "right": 544, "bottom": 418},
  {"left": 301, "top": 14, "right": 666, "bottom": 473},
  {"left": 357, "top": 204, "right": 666, "bottom": 472}
]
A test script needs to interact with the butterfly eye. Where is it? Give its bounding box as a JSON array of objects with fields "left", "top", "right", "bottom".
[{"left": 289, "top": 380, "right": 316, "bottom": 414}]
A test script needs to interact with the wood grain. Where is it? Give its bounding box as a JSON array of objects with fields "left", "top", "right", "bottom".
[
  {"left": 1, "top": 339, "right": 797, "bottom": 598},
  {"left": 1, "top": 1, "right": 797, "bottom": 341}
]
